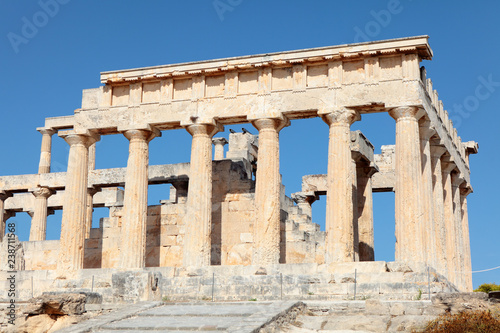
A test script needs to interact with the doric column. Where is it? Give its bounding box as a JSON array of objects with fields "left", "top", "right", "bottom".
[
  {"left": 430, "top": 145, "right": 448, "bottom": 276},
  {"left": 183, "top": 123, "right": 222, "bottom": 267},
  {"left": 119, "top": 129, "right": 160, "bottom": 269},
  {"left": 212, "top": 137, "right": 228, "bottom": 160},
  {"left": 85, "top": 188, "right": 99, "bottom": 239},
  {"left": 460, "top": 186, "right": 473, "bottom": 292},
  {"left": 251, "top": 117, "right": 289, "bottom": 266},
  {"left": 357, "top": 165, "right": 377, "bottom": 262},
  {"left": 291, "top": 192, "right": 317, "bottom": 217},
  {"left": 351, "top": 156, "right": 360, "bottom": 261},
  {"left": 57, "top": 133, "right": 100, "bottom": 272},
  {"left": 0, "top": 191, "right": 12, "bottom": 242},
  {"left": 451, "top": 172, "right": 465, "bottom": 290},
  {"left": 85, "top": 143, "right": 97, "bottom": 238},
  {"left": 29, "top": 187, "right": 53, "bottom": 241},
  {"left": 38, "top": 128, "right": 56, "bottom": 174},
  {"left": 322, "top": 109, "right": 360, "bottom": 263},
  {"left": 419, "top": 119, "right": 436, "bottom": 266},
  {"left": 441, "top": 161, "right": 457, "bottom": 285},
  {"left": 389, "top": 106, "right": 424, "bottom": 262}
]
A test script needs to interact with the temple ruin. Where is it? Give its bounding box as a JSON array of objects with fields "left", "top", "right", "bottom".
[{"left": 0, "top": 36, "right": 478, "bottom": 301}]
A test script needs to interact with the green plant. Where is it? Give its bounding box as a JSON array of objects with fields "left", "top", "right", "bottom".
[
  {"left": 201, "top": 296, "right": 211, "bottom": 301},
  {"left": 414, "top": 310, "right": 500, "bottom": 333},
  {"left": 249, "top": 298, "right": 257, "bottom": 301},
  {"left": 474, "top": 283, "right": 500, "bottom": 293},
  {"left": 416, "top": 288, "right": 422, "bottom": 300},
  {"left": 162, "top": 296, "right": 170, "bottom": 302},
  {"left": 308, "top": 292, "right": 314, "bottom": 295}
]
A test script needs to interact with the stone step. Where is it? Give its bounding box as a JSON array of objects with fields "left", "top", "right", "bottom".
[
  {"left": 298, "top": 223, "right": 320, "bottom": 232},
  {"left": 55, "top": 301, "right": 304, "bottom": 333},
  {"left": 280, "top": 300, "right": 442, "bottom": 332}
]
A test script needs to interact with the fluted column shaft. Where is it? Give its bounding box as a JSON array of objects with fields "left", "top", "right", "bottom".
[
  {"left": 322, "top": 110, "right": 360, "bottom": 263},
  {"left": 442, "top": 162, "right": 457, "bottom": 285},
  {"left": 460, "top": 188, "right": 473, "bottom": 291},
  {"left": 212, "top": 137, "right": 228, "bottom": 161},
  {"left": 29, "top": 187, "right": 53, "bottom": 241},
  {"left": 389, "top": 107, "right": 424, "bottom": 262},
  {"left": 119, "top": 129, "right": 158, "bottom": 269},
  {"left": 430, "top": 146, "right": 448, "bottom": 276},
  {"left": 58, "top": 133, "right": 99, "bottom": 272},
  {"left": 85, "top": 143, "right": 97, "bottom": 238},
  {"left": 38, "top": 128, "right": 56, "bottom": 174},
  {"left": 451, "top": 173, "right": 465, "bottom": 290},
  {"left": 357, "top": 166, "right": 375, "bottom": 261},
  {"left": 251, "top": 118, "right": 288, "bottom": 265},
  {"left": 419, "top": 120, "right": 436, "bottom": 266},
  {"left": 184, "top": 124, "right": 220, "bottom": 267}
]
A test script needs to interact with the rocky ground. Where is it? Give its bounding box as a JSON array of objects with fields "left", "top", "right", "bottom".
[
  {"left": 1, "top": 292, "right": 498, "bottom": 332},
  {"left": 280, "top": 292, "right": 500, "bottom": 332}
]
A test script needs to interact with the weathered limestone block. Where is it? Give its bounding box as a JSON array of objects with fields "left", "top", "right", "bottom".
[
  {"left": 160, "top": 245, "right": 183, "bottom": 267},
  {"left": 23, "top": 240, "right": 58, "bottom": 270},
  {"left": 112, "top": 271, "right": 162, "bottom": 303},
  {"left": 0, "top": 234, "right": 24, "bottom": 271},
  {"left": 24, "top": 293, "right": 86, "bottom": 316}
]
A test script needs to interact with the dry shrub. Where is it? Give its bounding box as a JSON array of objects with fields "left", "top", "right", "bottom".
[{"left": 416, "top": 310, "right": 500, "bottom": 333}]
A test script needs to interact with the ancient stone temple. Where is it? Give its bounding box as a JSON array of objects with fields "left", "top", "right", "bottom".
[{"left": 0, "top": 36, "right": 478, "bottom": 302}]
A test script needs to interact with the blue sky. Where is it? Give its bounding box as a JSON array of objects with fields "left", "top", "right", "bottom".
[{"left": 0, "top": 0, "right": 498, "bottom": 288}]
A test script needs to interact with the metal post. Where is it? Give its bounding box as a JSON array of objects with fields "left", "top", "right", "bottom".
[
  {"left": 212, "top": 273, "right": 215, "bottom": 302},
  {"left": 354, "top": 269, "right": 357, "bottom": 300},
  {"left": 427, "top": 267, "right": 431, "bottom": 300},
  {"left": 280, "top": 273, "right": 283, "bottom": 300}
]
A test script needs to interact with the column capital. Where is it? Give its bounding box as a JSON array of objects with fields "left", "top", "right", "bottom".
[
  {"left": 419, "top": 118, "right": 436, "bottom": 141},
  {"left": 389, "top": 106, "right": 424, "bottom": 121},
  {"left": 87, "top": 187, "right": 100, "bottom": 196},
  {"left": 31, "top": 187, "right": 53, "bottom": 199},
  {"left": 321, "top": 109, "right": 360, "bottom": 127},
  {"left": 291, "top": 192, "right": 318, "bottom": 205},
  {"left": 212, "top": 137, "right": 228, "bottom": 146},
  {"left": 123, "top": 128, "right": 161, "bottom": 142},
  {"left": 4, "top": 211, "right": 15, "bottom": 221},
  {"left": 460, "top": 185, "right": 473, "bottom": 197},
  {"left": 451, "top": 172, "right": 465, "bottom": 188},
  {"left": 186, "top": 122, "right": 223, "bottom": 138},
  {"left": 61, "top": 132, "right": 101, "bottom": 148},
  {"left": 430, "top": 145, "right": 447, "bottom": 159},
  {"left": 251, "top": 117, "right": 290, "bottom": 132},
  {"left": 0, "top": 191, "right": 12, "bottom": 201},
  {"left": 37, "top": 127, "right": 56, "bottom": 136},
  {"left": 441, "top": 161, "right": 457, "bottom": 174},
  {"left": 357, "top": 162, "right": 379, "bottom": 178}
]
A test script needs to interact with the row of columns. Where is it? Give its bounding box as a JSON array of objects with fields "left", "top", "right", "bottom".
[
  {"left": 389, "top": 106, "right": 473, "bottom": 291},
  {"left": 4, "top": 107, "right": 473, "bottom": 292}
]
